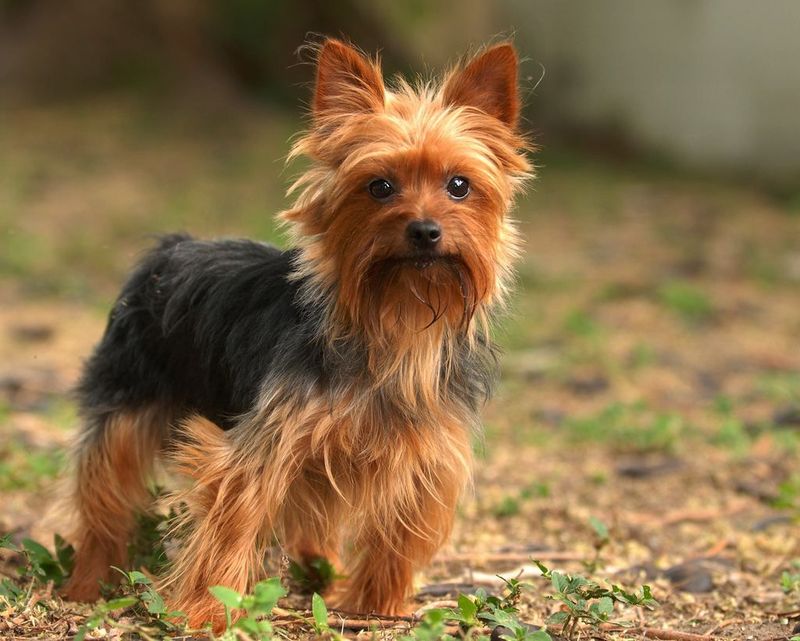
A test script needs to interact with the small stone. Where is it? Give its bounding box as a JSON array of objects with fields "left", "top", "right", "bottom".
[
  {"left": 417, "top": 583, "right": 480, "bottom": 597},
  {"left": 663, "top": 561, "right": 714, "bottom": 593},
  {"left": 773, "top": 406, "right": 800, "bottom": 428},
  {"left": 9, "top": 323, "right": 54, "bottom": 343},
  {"left": 616, "top": 457, "right": 682, "bottom": 479},
  {"left": 491, "top": 621, "right": 541, "bottom": 641},
  {"left": 751, "top": 514, "right": 793, "bottom": 532}
]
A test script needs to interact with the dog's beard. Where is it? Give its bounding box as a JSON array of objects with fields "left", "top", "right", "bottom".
[{"left": 362, "top": 254, "right": 482, "bottom": 331}]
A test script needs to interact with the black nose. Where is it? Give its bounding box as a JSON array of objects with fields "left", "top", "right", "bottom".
[{"left": 406, "top": 219, "right": 442, "bottom": 251}]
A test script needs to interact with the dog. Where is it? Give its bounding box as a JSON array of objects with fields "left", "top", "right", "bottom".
[{"left": 62, "top": 37, "right": 532, "bottom": 629}]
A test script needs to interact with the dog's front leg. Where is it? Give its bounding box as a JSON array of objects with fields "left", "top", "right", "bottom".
[
  {"left": 336, "top": 461, "right": 463, "bottom": 615},
  {"left": 162, "top": 415, "right": 295, "bottom": 632}
]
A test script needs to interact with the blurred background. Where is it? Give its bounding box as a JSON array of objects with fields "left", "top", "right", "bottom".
[
  {"left": 1, "top": 0, "right": 799, "bottom": 300},
  {"left": 2, "top": 2, "right": 800, "bottom": 636}
]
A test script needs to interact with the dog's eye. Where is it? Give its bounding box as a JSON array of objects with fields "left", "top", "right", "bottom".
[
  {"left": 446, "top": 176, "right": 470, "bottom": 200},
  {"left": 368, "top": 178, "right": 395, "bottom": 200}
]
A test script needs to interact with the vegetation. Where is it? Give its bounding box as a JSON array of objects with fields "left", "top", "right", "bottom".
[{"left": 2, "top": 97, "right": 800, "bottom": 639}]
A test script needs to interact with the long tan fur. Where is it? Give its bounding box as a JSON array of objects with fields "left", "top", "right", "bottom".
[
  {"left": 66, "top": 38, "right": 531, "bottom": 632},
  {"left": 63, "top": 409, "right": 164, "bottom": 601}
]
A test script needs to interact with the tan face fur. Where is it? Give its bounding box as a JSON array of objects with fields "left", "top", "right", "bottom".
[{"left": 282, "top": 39, "right": 532, "bottom": 342}]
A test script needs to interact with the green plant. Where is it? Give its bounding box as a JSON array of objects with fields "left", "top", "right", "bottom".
[
  {"left": 533, "top": 560, "right": 657, "bottom": 638},
  {"left": 781, "top": 561, "right": 800, "bottom": 593},
  {"left": 75, "top": 595, "right": 141, "bottom": 641},
  {"left": 400, "top": 579, "right": 551, "bottom": 641},
  {"left": 520, "top": 482, "right": 550, "bottom": 500},
  {"left": 657, "top": 280, "right": 713, "bottom": 323},
  {"left": 492, "top": 495, "right": 522, "bottom": 518},
  {"left": 565, "top": 402, "right": 683, "bottom": 453},
  {"left": 563, "top": 309, "right": 600, "bottom": 337},
  {"left": 586, "top": 516, "right": 610, "bottom": 572},
  {"left": 772, "top": 475, "right": 800, "bottom": 510},
  {"left": 448, "top": 579, "right": 552, "bottom": 641},
  {"left": 709, "top": 396, "right": 753, "bottom": 454},
  {"left": 0, "top": 533, "right": 74, "bottom": 587},
  {"left": 491, "top": 483, "right": 551, "bottom": 519},
  {"left": 288, "top": 555, "right": 341, "bottom": 594},
  {"left": 209, "top": 577, "right": 287, "bottom": 639},
  {"left": 401, "top": 608, "right": 457, "bottom": 641},
  {"left": 310, "top": 591, "right": 345, "bottom": 638},
  {"left": 128, "top": 506, "right": 173, "bottom": 575},
  {"left": 75, "top": 568, "right": 186, "bottom": 640},
  {"left": 0, "top": 438, "right": 64, "bottom": 491}
]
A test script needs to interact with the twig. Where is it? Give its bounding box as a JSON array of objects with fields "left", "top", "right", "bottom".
[
  {"left": 413, "top": 600, "right": 458, "bottom": 617},
  {"left": 326, "top": 616, "right": 411, "bottom": 631},
  {"left": 272, "top": 609, "right": 417, "bottom": 631},
  {"left": 765, "top": 608, "right": 800, "bottom": 616},
  {"left": 701, "top": 538, "right": 731, "bottom": 557},
  {"left": 329, "top": 609, "right": 416, "bottom": 622},
  {"left": 436, "top": 551, "right": 587, "bottom": 564},
  {"left": 626, "top": 503, "right": 749, "bottom": 528},
  {"left": 606, "top": 625, "right": 715, "bottom": 640}
]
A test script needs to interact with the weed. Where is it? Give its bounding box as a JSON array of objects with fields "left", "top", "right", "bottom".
[
  {"left": 772, "top": 474, "right": 800, "bottom": 510},
  {"left": 449, "top": 578, "right": 551, "bottom": 641},
  {"left": 209, "top": 577, "right": 287, "bottom": 639},
  {"left": 310, "top": 591, "right": 344, "bottom": 639},
  {"left": 400, "top": 579, "right": 551, "bottom": 641},
  {"left": 75, "top": 568, "right": 186, "bottom": 641},
  {"left": 42, "top": 397, "right": 79, "bottom": 431},
  {"left": 0, "top": 533, "right": 74, "bottom": 588},
  {"left": 74, "top": 596, "right": 142, "bottom": 641},
  {"left": 710, "top": 397, "right": 752, "bottom": 454},
  {"left": 565, "top": 402, "right": 683, "bottom": 453},
  {"left": 563, "top": 309, "right": 600, "bottom": 338},
  {"left": 128, "top": 507, "right": 173, "bottom": 575},
  {"left": 406, "top": 608, "right": 458, "bottom": 641},
  {"left": 780, "top": 561, "right": 800, "bottom": 593},
  {"left": 585, "top": 517, "right": 610, "bottom": 572},
  {"left": 288, "top": 555, "right": 340, "bottom": 594},
  {"left": 657, "top": 280, "right": 713, "bottom": 323},
  {"left": 533, "top": 560, "right": 657, "bottom": 638},
  {"left": 757, "top": 372, "right": 800, "bottom": 404},
  {"left": 0, "top": 437, "right": 64, "bottom": 491},
  {"left": 492, "top": 495, "right": 522, "bottom": 519},
  {"left": 492, "top": 482, "right": 550, "bottom": 519},
  {"left": 520, "top": 482, "right": 551, "bottom": 500},
  {"left": 629, "top": 343, "right": 658, "bottom": 369}
]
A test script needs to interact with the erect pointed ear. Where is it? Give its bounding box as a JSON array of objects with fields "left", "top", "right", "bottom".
[
  {"left": 313, "top": 39, "right": 385, "bottom": 120},
  {"left": 442, "top": 43, "right": 520, "bottom": 128}
]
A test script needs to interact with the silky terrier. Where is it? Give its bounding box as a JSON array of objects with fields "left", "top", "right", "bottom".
[{"left": 63, "top": 38, "right": 532, "bottom": 629}]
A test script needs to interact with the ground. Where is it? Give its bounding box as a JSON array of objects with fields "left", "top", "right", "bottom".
[{"left": 1, "top": 96, "right": 800, "bottom": 640}]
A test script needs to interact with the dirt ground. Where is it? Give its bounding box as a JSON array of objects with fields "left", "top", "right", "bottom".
[{"left": 2, "top": 97, "right": 800, "bottom": 640}]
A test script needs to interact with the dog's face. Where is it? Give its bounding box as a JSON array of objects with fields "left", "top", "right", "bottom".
[{"left": 283, "top": 40, "right": 531, "bottom": 338}]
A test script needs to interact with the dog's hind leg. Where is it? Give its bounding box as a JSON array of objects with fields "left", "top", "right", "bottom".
[{"left": 63, "top": 408, "right": 164, "bottom": 601}]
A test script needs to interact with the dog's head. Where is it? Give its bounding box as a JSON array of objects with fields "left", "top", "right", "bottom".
[{"left": 283, "top": 39, "right": 532, "bottom": 342}]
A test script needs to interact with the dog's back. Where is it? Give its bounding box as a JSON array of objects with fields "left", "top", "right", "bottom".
[{"left": 79, "top": 234, "right": 305, "bottom": 430}]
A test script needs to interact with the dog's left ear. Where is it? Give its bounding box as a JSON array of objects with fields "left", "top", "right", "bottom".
[{"left": 443, "top": 43, "right": 520, "bottom": 129}]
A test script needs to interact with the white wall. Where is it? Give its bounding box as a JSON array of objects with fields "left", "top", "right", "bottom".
[{"left": 505, "top": 0, "right": 800, "bottom": 177}]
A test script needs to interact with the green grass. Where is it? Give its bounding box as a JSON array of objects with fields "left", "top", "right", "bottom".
[
  {"left": 564, "top": 402, "right": 684, "bottom": 453},
  {"left": 0, "top": 439, "right": 64, "bottom": 491},
  {"left": 657, "top": 280, "right": 714, "bottom": 324},
  {"left": 0, "top": 100, "right": 297, "bottom": 303},
  {"left": 757, "top": 372, "right": 800, "bottom": 404}
]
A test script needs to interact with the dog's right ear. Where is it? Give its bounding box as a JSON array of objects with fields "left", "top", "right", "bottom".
[
  {"left": 313, "top": 39, "right": 385, "bottom": 120},
  {"left": 443, "top": 43, "right": 520, "bottom": 129}
]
